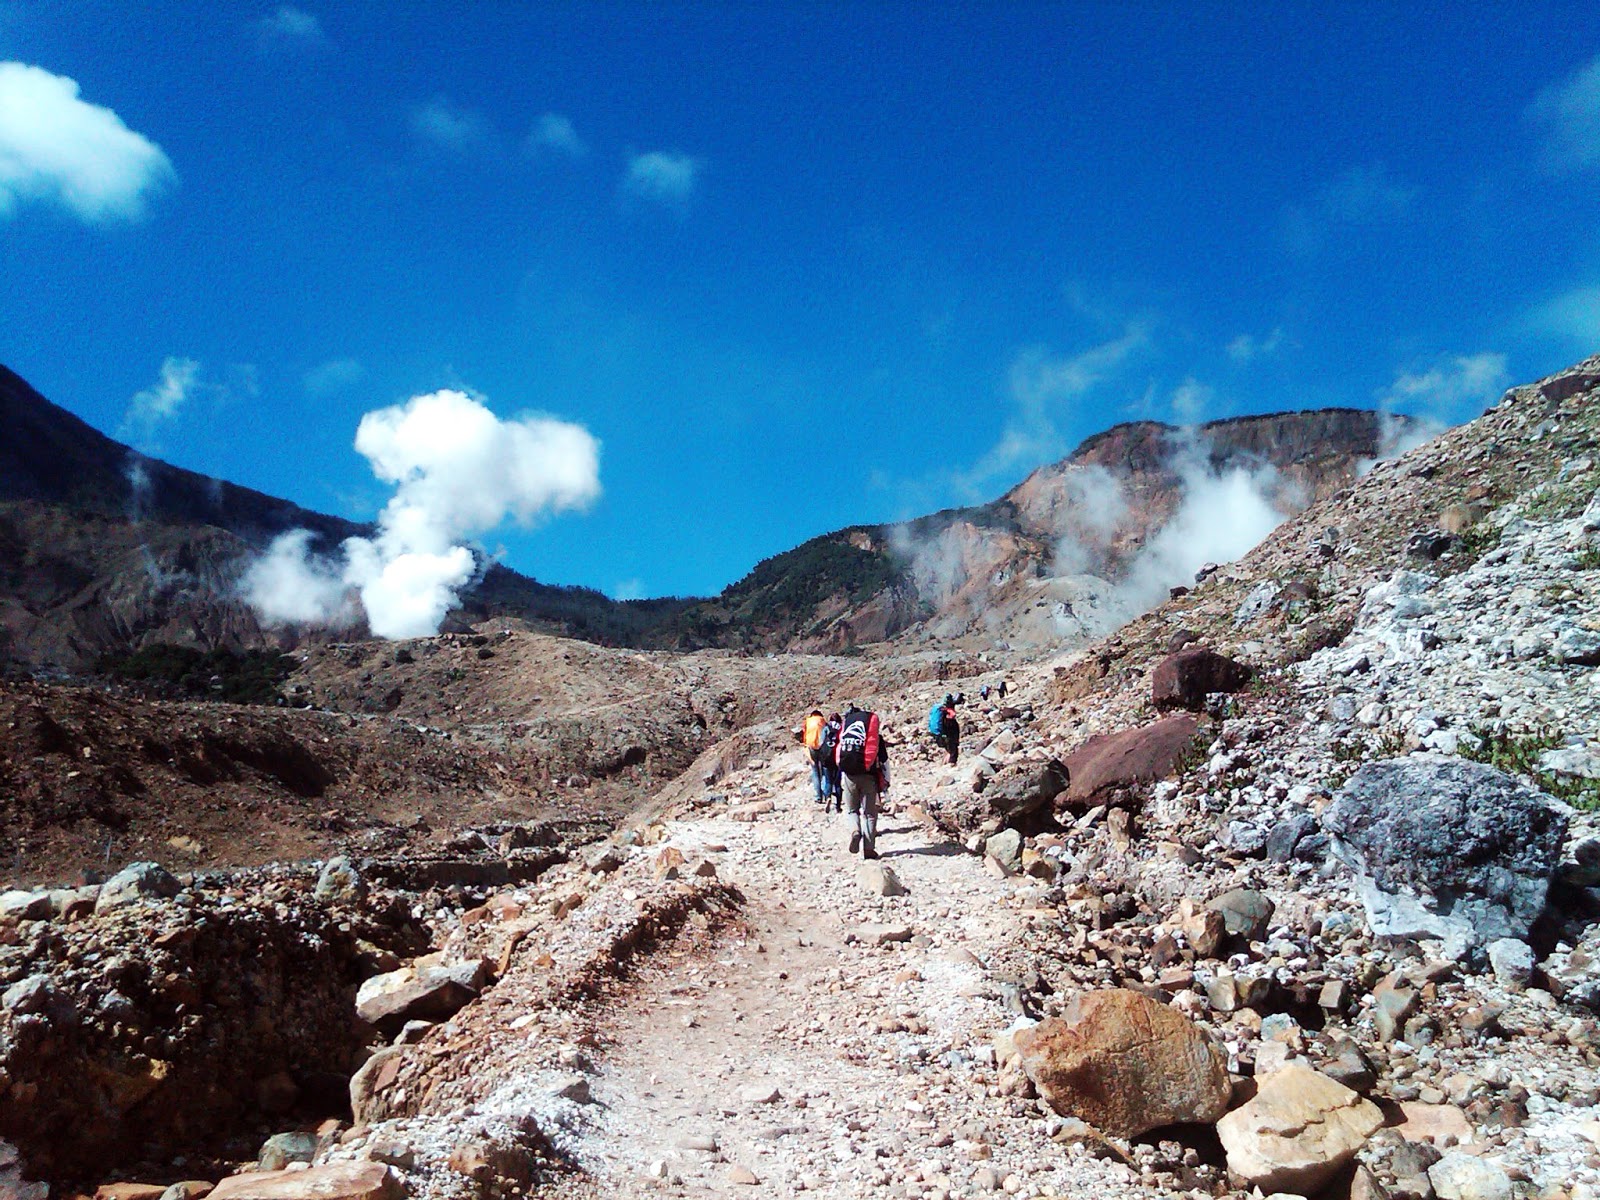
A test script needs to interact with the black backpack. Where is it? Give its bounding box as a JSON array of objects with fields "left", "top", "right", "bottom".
[{"left": 837, "top": 710, "right": 872, "bottom": 774}]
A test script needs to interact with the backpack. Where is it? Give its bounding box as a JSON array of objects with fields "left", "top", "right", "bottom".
[
  {"left": 838, "top": 709, "right": 878, "bottom": 774},
  {"left": 928, "top": 704, "right": 944, "bottom": 736},
  {"left": 818, "top": 720, "right": 838, "bottom": 756},
  {"left": 803, "top": 712, "right": 824, "bottom": 750}
]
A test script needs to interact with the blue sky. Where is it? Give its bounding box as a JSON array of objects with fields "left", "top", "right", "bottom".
[{"left": 3, "top": 3, "right": 1600, "bottom": 601}]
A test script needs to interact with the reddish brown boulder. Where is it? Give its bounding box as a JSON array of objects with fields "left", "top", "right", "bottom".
[
  {"left": 1151, "top": 649, "right": 1252, "bottom": 711},
  {"left": 209, "top": 1164, "right": 402, "bottom": 1200},
  {"left": 1012, "top": 988, "right": 1230, "bottom": 1138},
  {"left": 1062, "top": 716, "right": 1201, "bottom": 805}
]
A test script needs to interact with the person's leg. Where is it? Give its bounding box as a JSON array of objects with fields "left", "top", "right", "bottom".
[
  {"left": 860, "top": 777, "right": 880, "bottom": 858},
  {"left": 842, "top": 773, "right": 863, "bottom": 852},
  {"left": 810, "top": 754, "right": 825, "bottom": 802}
]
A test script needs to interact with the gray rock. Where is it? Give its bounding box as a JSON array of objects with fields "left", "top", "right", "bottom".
[
  {"left": 0, "top": 890, "right": 50, "bottom": 921},
  {"left": 857, "top": 861, "right": 908, "bottom": 897},
  {"left": 3, "top": 974, "right": 62, "bottom": 1017},
  {"left": 1428, "top": 1150, "right": 1513, "bottom": 1200},
  {"left": 94, "top": 861, "right": 181, "bottom": 913},
  {"left": 1265, "top": 814, "right": 1318, "bottom": 863},
  {"left": 259, "top": 1129, "right": 318, "bottom": 1169},
  {"left": 985, "top": 828, "right": 1023, "bottom": 873},
  {"left": 315, "top": 855, "right": 367, "bottom": 905},
  {"left": 1221, "top": 821, "right": 1269, "bottom": 857},
  {"left": 1206, "top": 888, "right": 1275, "bottom": 941},
  {"left": 1486, "top": 938, "right": 1534, "bottom": 989},
  {"left": 585, "top": 844, "right": 627, "bottom": 874},
  {"left": 1322, "top": 757, "right": 1570, "bottom": 948}
]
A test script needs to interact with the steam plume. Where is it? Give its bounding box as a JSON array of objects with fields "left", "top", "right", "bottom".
[{"left": 242, "top": 389, "right": 601, "bottom": 638}]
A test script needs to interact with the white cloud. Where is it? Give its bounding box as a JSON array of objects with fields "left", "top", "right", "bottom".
[
  {"left": 1380, "top": 352, "right": 1509, "bottom": 418},
  {"left": 120, "top": 356, "right": 199, "bottom": 446},
  {"left": 303, "top": 357, "right": 364, "bottom": 396},
  {"left": 1529, "top": 54, "right": 1600, "bottom": 172},
  {"left": 1226, "top": 326, "right": 1285, "bottom": 365},
  {"left": 953, "top": 324, "right": 1148, "bottom": 496},
  {"left": 0, "top": 61, "right": 175, "bottom": 223},
  {"left": 528, "top": 112, "right": 586, "bottom": 157},
  {"left": 255, "top": 5, "right": 325, "bottom": 47},
  {"left": 1282, "top": 164, "right": 1414, "bottom": 256},
  {"left": 623, "top": 150, "right": 699, "bottom": 205},
  {"left": 1528, "top": 284, "right": 1600, "bottom": 349},
  {"left": 613, "top": 578, "right": 645, "bottom": 601},
  {"left": 411, "top": 96, "right": 487, "bottom": 153},
  {"left": 243, "top": 389, "right": 602, "bottom": 639},
  {"left": 1169, "top": 377, "right": 1213, "bottom": 425}
]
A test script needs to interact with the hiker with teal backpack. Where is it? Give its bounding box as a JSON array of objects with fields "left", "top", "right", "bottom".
[
  {"left": 836, "top": 703, "right": 886, "bottom": 858},
  {"left": 928, "top": 694, "right": 960, "bottom": 766}
]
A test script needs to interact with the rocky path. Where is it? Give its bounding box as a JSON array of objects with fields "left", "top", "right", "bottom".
[{"left": 553, "top": 746, "right": 1146, "bottom": 1199}]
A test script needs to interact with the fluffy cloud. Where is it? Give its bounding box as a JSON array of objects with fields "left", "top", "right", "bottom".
[
  {"left": 952, "top": 324, "right": 1148, "bottom": 497},
  {"left": 0, "top": 61, "right": 175, "bottom": 223},
  {"left": 1226, "top": 327, "right": 1285, "bottom": 365},
  {"left": 1281, "top": 164, "right": 1414, "bottom": 256},
  {"left": 1380, "top": 352, "right": 1509, "bottom": 418},
  {"left": 303, "top": 357, "right": 364, "bottom": 396},
  {"left": 623, "top": 150, "right": 699, "bottom": 204},
  {"left": 1528, "top": 54, "right": 1600, "bottom": 172},
  {"left": 243, "top": 389, "right": 602, "bottom": 639},
  {"left": 411, "top": 96, "right": 487, "bottom": 153},
  {"left": 1528, "top": 284, "right": 1600, "bottom": 349},
  {"left": 255, "top": 6, "right": 325, "bottom": 47},
  {"left": 1169, "top": 377, "right": 1213, "bottom": 424},
  {"left": 527, "top": 112, "right": 586, "bottom": 157},
  {"left": 120, "top": 357, "right": 200, "bottom": 446}
]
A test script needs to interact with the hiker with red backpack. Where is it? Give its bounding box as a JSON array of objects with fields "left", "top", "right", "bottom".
[{"left": 836, "top": 703, "right": 887, "bottom": 859}]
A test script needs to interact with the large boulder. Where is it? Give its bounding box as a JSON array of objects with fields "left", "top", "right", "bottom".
[
  {"left": 355, "top": 959, "right": 488, "bottom": 1032},
  {"left": 1151, "top": 649, "right": 1253, "bottom": 711},
  {"left": 94, "top": 862, "right": 181, "bottom": 913},
  {"left": 1062, "top": 716, "right": 1201, "bottom": 807},
  {"left": 1012, "top": 988, "right": 1229, "bottom": 1138},
  {"left": 922, "top": 758, "right": 1069, "bottom": 839},
  {"left": 1322, "top": 757, "right": 1570, "bottom": 949},
  {"left": 209, "top": 1164, "right": 403, "bottom": 1200},
  {"left": 1216, "top": 1063, "right": 1383, "bottom": 1194}
]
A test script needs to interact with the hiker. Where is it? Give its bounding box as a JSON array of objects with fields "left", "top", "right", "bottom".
[
  {"left": 836, "top": 702, "right": 886, "bottom": 859},
  {"left": 940, "top": 694, "right": 960, "bottom": 766},
  {"left": 997, "top": 679, "right": 1008, "bottom": 701},
  {"left": 980, "top": 684, "right": 990, "bottom": 702},
  {"left": 928, "top": 693, "right": 959, "bottom": 765},
  {"left": 803, "top": 708, "right": 826, "bottom": 804},
  {"left": 821, "top": 712, "right": 843, "bottom": 813}
]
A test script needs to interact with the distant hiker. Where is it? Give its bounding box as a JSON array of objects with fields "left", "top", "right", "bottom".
[
  {"left": 997, "top": 680, "right": 1008, "bottom": 701},
  {"left": 929, "top": 693, "right": 959, "bottom": 765},
  {"left": 980, "top": 684, "right": 990, "bottom": 702},
  {"left": 836, "top": 703, "right": 886, "bottom": 859},
  {"left": 803, "top": 708, "right": 826, "bottom": 803},
  {"left": 821, "top": 712, "right": 843, "bottom": 813},
  {"left": 940, "top": 695, "right": 960, "bottom": 766}
]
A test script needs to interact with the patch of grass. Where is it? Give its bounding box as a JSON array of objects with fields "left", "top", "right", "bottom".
[
  {"left": 1462, "top": 723, "right": 1600, "bottom": 811},
  {"left": 1524, "top": 481, "right": 1590, "bottom": 522},
  {"left": 1571, "top": 546, "right": 1600, "bottom": 572},
  {"left": 1451, "top": 522, "right": 1502, "bottom": 566}
]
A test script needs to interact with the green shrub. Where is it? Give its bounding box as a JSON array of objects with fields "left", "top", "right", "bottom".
[{"left": 99, "top": 644, "right": 297, "bottom": 705}]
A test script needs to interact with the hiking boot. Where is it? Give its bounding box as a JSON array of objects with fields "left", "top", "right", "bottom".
[
  {"left": 849, "top": 832, "right": 861, "bottom": 854},
  {"left": 861, "top": 845, "right": 879, "bottom": 860}
]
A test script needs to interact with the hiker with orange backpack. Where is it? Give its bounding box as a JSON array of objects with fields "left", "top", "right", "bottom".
[{"left": 803, "top": 708, "right": 827, "bottom": 804}]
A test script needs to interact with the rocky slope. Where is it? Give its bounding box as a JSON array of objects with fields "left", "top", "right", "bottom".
[{"left": 0, "top": 357, "right": 1596, "bottom": 1200}]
